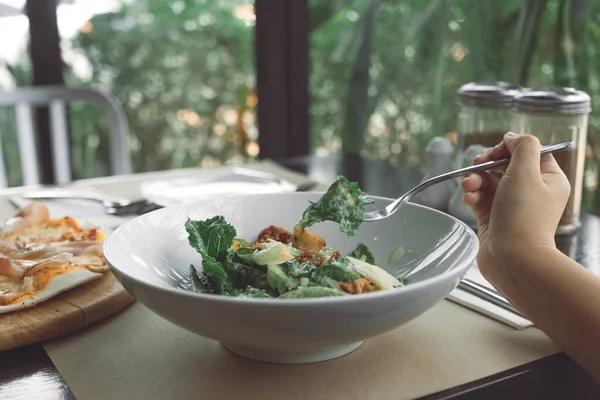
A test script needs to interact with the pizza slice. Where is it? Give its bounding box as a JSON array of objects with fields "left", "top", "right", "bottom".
[{"left": 0, "top": 202, "right": 109, "bottom": 314}]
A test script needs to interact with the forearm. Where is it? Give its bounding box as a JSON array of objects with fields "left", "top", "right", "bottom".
[{"left": 482, "top": 247, "right": 600, "bottom": 380}]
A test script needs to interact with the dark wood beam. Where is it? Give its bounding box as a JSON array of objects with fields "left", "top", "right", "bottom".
[
  {"left": 255, "top": 0, "right": 310, "bottom": 159},
  {"left": 25, "top": 0, "right": 65, "bottom": 184}
]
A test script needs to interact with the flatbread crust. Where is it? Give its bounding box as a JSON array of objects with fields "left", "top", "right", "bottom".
[
  {"left": 0, "top": 267, "right": 103, "bottom": 314},
  {"left": 0, "top": 201, "right": 108, "bottom": 315}
]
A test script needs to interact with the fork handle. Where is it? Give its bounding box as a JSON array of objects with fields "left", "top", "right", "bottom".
[
  {"left": 445, "top": 139, "right": 573, "bottom": 178},
  {"left": 403, "top": 140, "right": 574, "bottom": 204},
  {"left": 20, "top": 190, "right": 124, "bottom": 205},
  {"left": 432, "top": 140, "right": 573, "bottom": 183}
]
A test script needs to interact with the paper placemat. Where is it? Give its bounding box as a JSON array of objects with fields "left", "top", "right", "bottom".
[{"left": 45, "top": 301, "right": 556, "bottom": 400}]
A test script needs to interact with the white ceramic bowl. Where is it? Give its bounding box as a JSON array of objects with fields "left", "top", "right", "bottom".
[{"left": 104, "top": 192, "right": 478, "bottom": 364}]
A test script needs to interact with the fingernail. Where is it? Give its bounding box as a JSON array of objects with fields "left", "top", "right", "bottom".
[{"left": 505, "top": 132, "right": 518, "bottom": 140}]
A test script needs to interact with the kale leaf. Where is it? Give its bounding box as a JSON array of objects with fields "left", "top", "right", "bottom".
[
  {"left": 313, "top": 257, "right": 360, "bottom": 284},
  {"left": 233, "top": 286, "right": 273, "bottom": 299},
  {"left": 296, "top": 176, "right": 373, "bottom": 236},
  {"left": 349, "top": 243, "right": 375, "bottom": 264},
  {"left": 279, "top": 286, "right": 349, "bottom": 299},
  {"left": 186, "top": 216, "right": 236, "bottom": 294},
  {"left": 185, "top": 216, "right": 236, "bottom": 259}
]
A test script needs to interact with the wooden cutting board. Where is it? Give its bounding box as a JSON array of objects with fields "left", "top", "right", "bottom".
[{"left": 0, "top": 271, "right": 134, "bottom": 351}]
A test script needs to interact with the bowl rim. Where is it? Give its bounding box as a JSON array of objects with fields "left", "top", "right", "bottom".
[{"left": 103, "top": 192, "right": 479, "bottom": 307}]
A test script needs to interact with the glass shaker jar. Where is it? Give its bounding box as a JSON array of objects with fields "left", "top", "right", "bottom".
[
  {"left": 512, "top": 88, "right": 591, "bottom": 235},
  {"left": 456, "top": 82, "right": 521, "bottom": 168}
]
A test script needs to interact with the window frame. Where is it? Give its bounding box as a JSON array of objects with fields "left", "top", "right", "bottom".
[{"left": 255, "top": 0, "right": 310, "bottom": 159}]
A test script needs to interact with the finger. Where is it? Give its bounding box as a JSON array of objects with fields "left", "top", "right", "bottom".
[
  {"left": 473, "top": 147, "right": 493, "bottom": 165},
  {"left": 488, "top": 140, "right": 510, "bottom": 160},
  {"left": 473, "top": 142, "right": 510, "bottom": 174},
  {"left": 462, "top": 174, "right": 483, "bottom": 193},
  {"left": 462, "top": 172, "right": 500, "bottom": 228},
  {"left": 463, "top": 187, "right": 493, "bottom": 225},
  {"left": 463, "top": 191, "right": 481, "bottom": 207},
  {"left": 462, "top": 172, "right": 501, "bottom": 194},
  {"left": 539, "top": 152, "right": 566, "bottom": 176},
  {"left": 502, "top": 132, "right": 542, "bottom": 179}
]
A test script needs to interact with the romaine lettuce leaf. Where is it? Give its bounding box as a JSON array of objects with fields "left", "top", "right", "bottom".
[
  {"left": 234, "top": 246, "right": 258, "bottom": 265},
  {"left": 185, "top": 216, "right": 236, "bottom": 259},
  {"left": 284, "top": 259, "right": 317, "bottom": 278},
  {"left": 190, "top": 263, "right": 229, "bottom": 294},
  {"left": 279, "top": 286, "right": 349, "bottom": 299},
  {"left": 252, "top": 241, "right": 302, "bottom": 265},
  {"left": 233, "top": 286, "right": 273, "bottom": 299},
  {"left": 190, "top": 264, "right": 211, "bottom": 293},
  {"left": 316, "top": 275, "right": 344, "bottom": 290},
  {"left": 223, "top": 251, "right": 270, "bottom": 291},
  {"left": 267, "top": 264, "right": 299, "bottom": 294},
  {"left": 349, "top": 244, "right": 375, "bottom": 264},
  {"left": 296, "top": 176, "right": 373, "bottom": 236},
  {"left": 313, "top": 257, "right": 360, "bottom": 283},
  {"left": 186, "top": 216, "right": 237, "bottom": 294}
]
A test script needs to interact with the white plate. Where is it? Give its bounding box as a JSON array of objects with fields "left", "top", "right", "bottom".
[{"left": 140, "top": 171, "right": 297, "bottom": 207}]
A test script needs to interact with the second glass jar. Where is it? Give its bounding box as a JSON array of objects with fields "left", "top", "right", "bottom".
[{"left": 456, "top": 82, "right": 521, "bottom": 168}]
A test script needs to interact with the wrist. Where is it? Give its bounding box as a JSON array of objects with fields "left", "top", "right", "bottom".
[{"left": 478, "top": 240, "right": 561, "bottom": 286}]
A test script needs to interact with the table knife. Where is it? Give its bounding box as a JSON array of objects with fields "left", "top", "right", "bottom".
[{"left": 458, "top": 278, "right": 526, "bottom": 319}]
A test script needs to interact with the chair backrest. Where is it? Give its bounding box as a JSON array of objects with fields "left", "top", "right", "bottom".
[{"left": 0, "top": 85, "right": 132, "bottom": 187}]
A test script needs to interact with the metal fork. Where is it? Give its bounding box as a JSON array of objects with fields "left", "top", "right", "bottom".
[
  {"left": 17, "top": 177, "right": 319, "bottom": 215},
  {"left": 363, "top": 140, "right": 574, "bottom": 222},
  {"left": 16, "top": 190, "right": 161, "bottom": 215}
]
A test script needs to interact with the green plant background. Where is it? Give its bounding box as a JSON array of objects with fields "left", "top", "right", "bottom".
[{"left": 1, "top": 0, "right": 599, "bottom": 211}]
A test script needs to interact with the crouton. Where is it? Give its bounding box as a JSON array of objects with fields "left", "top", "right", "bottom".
[
  {"left": 292, "top": 226, "right": 325, "bottom": 253},
  {"left": 257, "top": 226, "right": 292, "bottom": 244}
]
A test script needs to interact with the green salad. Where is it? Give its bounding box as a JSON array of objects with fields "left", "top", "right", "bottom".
[{"left": 186, "top": 176, "right": 404, "bottom": 299}]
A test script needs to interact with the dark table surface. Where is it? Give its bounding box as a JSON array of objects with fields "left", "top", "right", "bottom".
[{"left": 1, "top": 154, "right": 599, "bottom": 400}]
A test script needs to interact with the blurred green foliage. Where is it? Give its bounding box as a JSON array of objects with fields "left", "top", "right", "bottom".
[
  {"left": 1, "top": 0, "right": 600, "bottom": 211},
  {"left": 309, "top": 0, "right": 600, "bottom": 211}
]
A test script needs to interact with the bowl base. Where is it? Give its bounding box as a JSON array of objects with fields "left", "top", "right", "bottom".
[{"left": 221, "top": 341, "right": 364, "bottom": 364}]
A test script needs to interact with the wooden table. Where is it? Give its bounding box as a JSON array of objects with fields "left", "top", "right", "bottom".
[{"left": 1, "top": 154, "right": 599, "bottom": 400}]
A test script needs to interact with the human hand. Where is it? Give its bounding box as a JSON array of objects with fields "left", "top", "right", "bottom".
[{"left": 462, "top": 132, "right": 571, "bottom": 276}]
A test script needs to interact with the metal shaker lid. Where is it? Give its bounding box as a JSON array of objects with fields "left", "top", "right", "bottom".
[
  {"left": 513, "top": 88, "right": 591, "bottom": 115},
  {"left": 457, "top": 81, "right": 521, "bottom": 108}
]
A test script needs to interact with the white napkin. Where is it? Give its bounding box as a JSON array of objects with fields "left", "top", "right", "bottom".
[{"left": 447, "top": 265, "right": 534, "bottom": 330}]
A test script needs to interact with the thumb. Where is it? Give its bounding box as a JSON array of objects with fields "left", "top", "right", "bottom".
[{"left": 503, "top": 132, "right": 542, "bottom": 180}]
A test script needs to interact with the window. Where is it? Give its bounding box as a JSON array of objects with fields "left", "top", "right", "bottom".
[
  {"left": 0, "top": 0, "right": 257, "bottom": 184},
  {"left": 309, "top": 0, "right": 600, "bottom": 210}
]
